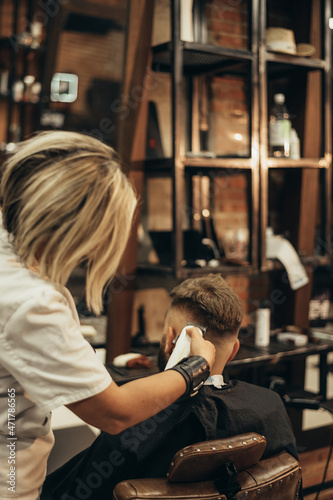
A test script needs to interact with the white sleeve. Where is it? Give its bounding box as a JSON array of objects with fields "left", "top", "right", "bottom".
[{"left": 0, "top": 289, "right": 112, "bottom": 412}]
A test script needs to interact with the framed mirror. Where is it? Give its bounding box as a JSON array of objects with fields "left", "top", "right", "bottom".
[{"left": 41, "top": 0, "right": 129, "bottom": 149}]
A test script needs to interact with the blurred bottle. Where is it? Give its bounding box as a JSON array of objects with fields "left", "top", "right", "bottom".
[
  {"left": 290, "top": 128, "right": 300, "bottom": 159},
  {"left": 309, "top": 290, "right": 330, "bottom": 327},
  {"left": 255, "top": 304, "right": 271, "bottom": 348},
  {"left": 269, "top": 93, "right": 291, "bottom": 158}
]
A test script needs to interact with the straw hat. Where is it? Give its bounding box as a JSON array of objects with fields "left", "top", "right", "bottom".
[{"left": 266, "top": 27, "right": 316, "bottom": 57}]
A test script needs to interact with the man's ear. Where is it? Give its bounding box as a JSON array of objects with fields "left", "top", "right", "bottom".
[
  {"left": 227, "top": 338, "right": 240, "bottom": 362},
  {"left": 164, "top": 326, "right": 177, "bottom": 354}
]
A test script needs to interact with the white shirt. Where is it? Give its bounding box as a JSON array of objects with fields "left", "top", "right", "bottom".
[
  {"left": 0, "top": 215, "right": 112, "bottom": 499},
  {"left": 204, "top": 375, "right": 226, "bottom": 389}
]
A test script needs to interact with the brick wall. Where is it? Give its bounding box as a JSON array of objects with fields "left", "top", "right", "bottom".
[
  {"left": 205, "top": 0, "right": 248, "bottom": 49},
  {"left": 209, "top": 75, "right": 249, "bottom": 156}
]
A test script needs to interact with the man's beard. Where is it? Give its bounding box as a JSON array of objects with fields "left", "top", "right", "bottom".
[{"left": 157, "top": 335, "right": 168, "bottom": 372}]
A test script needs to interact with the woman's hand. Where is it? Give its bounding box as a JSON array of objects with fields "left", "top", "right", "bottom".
[{"left": 187, "top": 326, "right": 215, "bottom": 369}]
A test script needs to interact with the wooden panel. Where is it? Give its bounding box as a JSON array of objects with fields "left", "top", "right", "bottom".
[
  {"left": 106, "top": 0, "right": 154, "bottom": 362},
  {"left": 293, "top": 0, "right": 321, "bottom": 330},
  {"left": 300, "top": 444, "right": 333, "bottom": 498}
]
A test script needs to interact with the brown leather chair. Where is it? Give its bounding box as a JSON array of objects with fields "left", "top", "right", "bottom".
[{"left": 113, "top": 432, "right": 302, "bottom": 500}]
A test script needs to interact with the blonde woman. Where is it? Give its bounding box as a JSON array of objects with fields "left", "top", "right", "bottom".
[{"left": 0, "top": 131, "right": 215, "bottom": 499}]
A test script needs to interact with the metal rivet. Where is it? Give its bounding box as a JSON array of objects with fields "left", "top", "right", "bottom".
[
  {"left": 211, "top": 447, "right": 216, "bottom": 450},
  {"left": 196, "top": 448, "right": 200, "bottom": 452},
  {"left": 167, "top": 472, "right": 169, "bottom": 477},
  {"left": 269, "top": 484, "right": 272, "bottom": 490},
  {"left": 243, "top": 492, "right": 248, "bottom": 497},
  {"left": 290, "top": 473, "right": 294, "bottom": 478},
  {"left": 179, "top": 453, "right": 183, "bottom": 457},
  {"left": 242, "top": 441, "right": 247, "bottom": 445},
  {"left": 228, "top": 445, "right": 232, "bottom": 449},
  {"left": 299, "top": 467, "right": 302, "bottom": 473},
  {"left": 170, "top": 462, "right": 174, "bottom": 467},
  {"left": 279, "top": 479, "right": 283, "bottom": 484},
  {"left": 253, "top": 437, "right": 257, "bottom": 441},
  {"left": 298, "top": 479, "right": 301, "bottom": 484}
]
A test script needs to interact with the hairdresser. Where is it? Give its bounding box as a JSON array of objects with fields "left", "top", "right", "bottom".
[{"left": 0, "top": 131, "right": 215, "bottom": 499}]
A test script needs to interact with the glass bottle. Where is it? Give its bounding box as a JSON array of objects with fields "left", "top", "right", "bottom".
[{"left": 268, "top": 93, "right": 291, "bottom": 158}]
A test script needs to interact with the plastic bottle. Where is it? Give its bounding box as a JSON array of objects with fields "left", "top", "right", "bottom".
[
  {"left": 255, "top": 304, "right": 271, "bottom": 348},
  {"left": 269, "top": 93, "right": 292, "bottom": 158}
]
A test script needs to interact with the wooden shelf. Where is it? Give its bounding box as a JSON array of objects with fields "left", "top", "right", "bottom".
[
  {"left": 0, "top": 37, "right": 46, "bottom": 53},
  {"left": 264, "top": 255, "right": 331, "bottom": 272},
  {"left": 265, "top": 51, "right": 326, "bottom": 70},
  {"left": 152, "top": 41, "right": 253, "bottom": 74},
  {"left": 183, "top": 157, "right": 254, "bottom": 169},
  {"left": 179, "top": 263, "right": 252, "bottom": 277},
  {"left": 266, "top": 158, "right": 329, "bottom": 169},
  {"left": 132, "top": 157, "right": 255, "bottom": 175},
  {"left": 137, "top": 262, "right": 252, "bottom": 277},
  {"left": 0, "top": 94, "right": 41, "bottom": 106}
]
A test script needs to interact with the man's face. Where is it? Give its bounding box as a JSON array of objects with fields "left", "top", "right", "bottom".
[{"left": 157, "top": 310, "right": 172, "bottom": 372}]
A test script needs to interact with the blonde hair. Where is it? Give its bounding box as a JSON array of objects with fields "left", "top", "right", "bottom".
[
  {"left": 0, "top": 131, "right": 137, "bottom": 314},
  {"left": 169, "top": 274, "right": 244, "bottom": 337}
]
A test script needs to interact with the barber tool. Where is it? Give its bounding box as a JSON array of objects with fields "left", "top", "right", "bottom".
[{"left": 165, "top": 321, "right": 207, "bottom": 370}]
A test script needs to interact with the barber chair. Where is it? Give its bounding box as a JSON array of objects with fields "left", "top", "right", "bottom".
[{"left": 113, "top": 432, "right": 302, "bottom": 500}]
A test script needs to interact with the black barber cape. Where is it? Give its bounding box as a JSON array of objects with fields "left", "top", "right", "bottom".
[{"left": 41, "top": 380, "right": 298, "bottom": 500}]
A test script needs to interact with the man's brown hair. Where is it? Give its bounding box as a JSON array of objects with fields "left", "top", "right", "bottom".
[{"left": 169, "top": 274, "right": 243, "bottom": 337}]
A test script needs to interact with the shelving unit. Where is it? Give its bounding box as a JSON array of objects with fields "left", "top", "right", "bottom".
[
  {"left": 139, "top": 0, "right": 331, "bottom": 285},
  {"left": 259, "top": 0, "right": 332, "bottom": 271},
  {"left": 140, "top": 0, "right": 260, "bottom": 279},
  {"left": 0, "top": 0, "right": 48, "bottom": 146}
]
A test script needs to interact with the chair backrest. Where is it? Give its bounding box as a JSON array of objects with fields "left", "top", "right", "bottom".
[{"left": 113, "top": 432, "right": 302, "bottom": 500}]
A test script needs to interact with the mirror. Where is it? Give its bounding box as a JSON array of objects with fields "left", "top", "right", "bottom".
[{"left": 41, "top": 0, "right": 129, "bottom": 149}]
